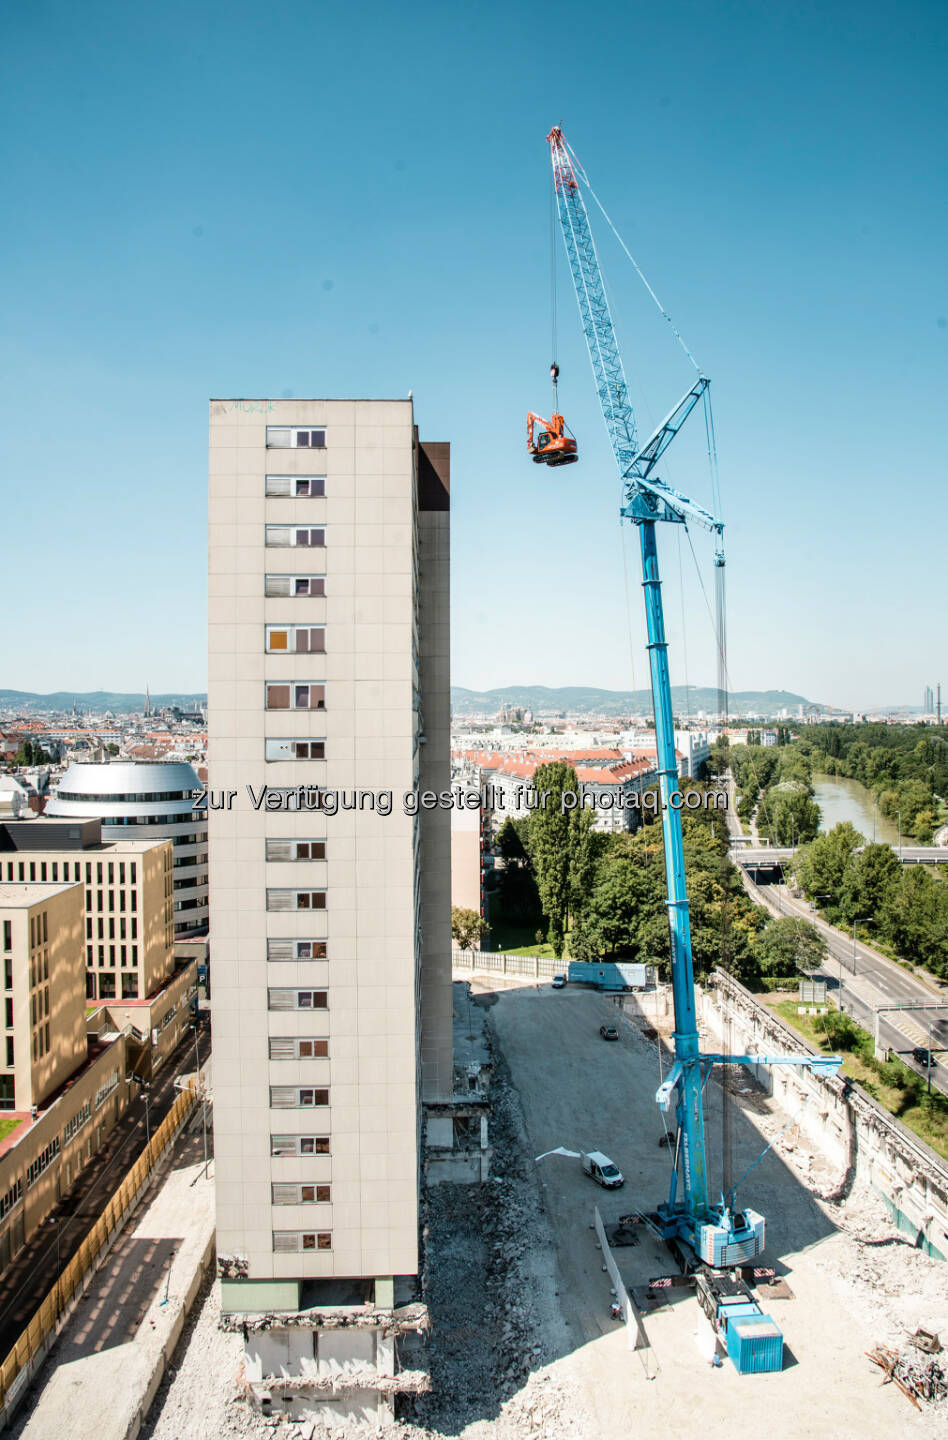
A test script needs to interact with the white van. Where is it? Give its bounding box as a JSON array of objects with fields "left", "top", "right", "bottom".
[{"left": 581, "top": 1151, "right": 624, "bottom": 1188}]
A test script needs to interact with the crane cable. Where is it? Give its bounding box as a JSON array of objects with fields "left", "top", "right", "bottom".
[
  {"left": 564, "top": 136, "right": 703, "bottom": 377},
  {"left": 550, "top": 176, "right": 559, "bottom": 412}
]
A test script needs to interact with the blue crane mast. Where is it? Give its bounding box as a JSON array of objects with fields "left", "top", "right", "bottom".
[{"left": 544, "top": 126, "right": 841, "bottom": 1269}]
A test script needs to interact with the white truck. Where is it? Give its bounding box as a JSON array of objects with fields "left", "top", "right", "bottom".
[{"left": 581, "top": 1151, "right": 624, "bottom": 1188}]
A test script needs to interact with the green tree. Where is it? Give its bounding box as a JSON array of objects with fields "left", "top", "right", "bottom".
[
  {"left": 757, "top": 782, "right": 820, "bottom": 846},
  {"left": 527, "top": 761, "right": 595, "bottom": 947},
  {"left": 494, "top": 816, "right": 527, "bottom": 863},
  {"left": 451, "top": 907, "right": 489, "bottom": 953},
  {"left": 839, "top": 842, "right": 902, "bottom": 924},
  {"left": 792, "top": 822, "right": 864, "bottom": 908},
  {"left": 754, "top": 917, "right": 827, "bottom": 978}
]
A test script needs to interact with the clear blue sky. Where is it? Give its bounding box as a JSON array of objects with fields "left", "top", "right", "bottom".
[{"left": 1, "top": 0, "right": 944, "bottom": 710}]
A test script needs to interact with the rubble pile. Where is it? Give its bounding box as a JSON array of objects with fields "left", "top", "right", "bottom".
[
  {"left": 867, "top": 1345, "right": 947, "bottom": 1409},
  {"left": 405, "top": 1022, "right": 580, "bottom": 1438}
]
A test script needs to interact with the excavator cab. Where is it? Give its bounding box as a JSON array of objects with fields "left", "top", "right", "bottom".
[{"left": 526, "top": 410, "right": 578, "bottom": 467}]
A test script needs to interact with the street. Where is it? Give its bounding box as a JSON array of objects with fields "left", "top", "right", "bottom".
[
  {"left": 0, "top": 1025, "right": 212, "bottom": 1360},
  {"left": 741, "top": 875, "right": 948, "bottom": 1097}
]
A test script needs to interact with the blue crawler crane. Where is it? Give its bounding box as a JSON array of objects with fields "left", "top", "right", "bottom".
[{"left": 541, "top": 127, "right": 841, "bottom": 1367}]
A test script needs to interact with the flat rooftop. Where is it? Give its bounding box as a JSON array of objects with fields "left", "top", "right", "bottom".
[{"left": 0, "top": 881, "right": 80, "bottom": 906}]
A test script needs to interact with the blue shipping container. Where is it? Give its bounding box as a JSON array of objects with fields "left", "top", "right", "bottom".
[{"left": 726, "top": 1313, "right": 784, "bottom": 1374}]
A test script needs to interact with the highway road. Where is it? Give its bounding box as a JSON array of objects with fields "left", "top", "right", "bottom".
[
  {"left": 0, "top": 1024, "right": 212, "bottom": 1360},
  {"left": 741, "top": 877, "right": 948, "bottom": 1097}
]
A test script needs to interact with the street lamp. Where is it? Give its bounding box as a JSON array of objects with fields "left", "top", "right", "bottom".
[
  {"left": 128, "top": 1075, "right": 151, "bottom": 1148},
  {"left": 852, "top": 916, "right": 873, "bottom": 976}
]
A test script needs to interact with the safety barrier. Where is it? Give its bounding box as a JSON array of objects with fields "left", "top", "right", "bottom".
[
  {"left": 0, "top": 1080, "right": 197, "bottom": 1415},
  {"left": 452, "top": 949, "right": 561, "bottom": 980}
]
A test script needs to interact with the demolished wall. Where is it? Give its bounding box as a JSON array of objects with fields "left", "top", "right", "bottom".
[{"left": 701, "top": 970, "right": 948, "bottom": 1260}]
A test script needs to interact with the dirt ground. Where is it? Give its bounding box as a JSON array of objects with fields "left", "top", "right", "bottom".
[{"left": 142, "top": 978, "right": 947, "bottom": 1440}]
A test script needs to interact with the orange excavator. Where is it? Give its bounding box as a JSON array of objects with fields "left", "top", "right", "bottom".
[{"left": 527, "top": 364, "right": 578, "bottom": 466}]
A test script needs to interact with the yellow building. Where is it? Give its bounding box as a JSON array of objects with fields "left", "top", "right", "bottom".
[
  {"left": 0, "top": 883, "right": 86, "bottom": 1112},
  {"left": 0, "top": 819, "right": 173, "bottom": 1003}
]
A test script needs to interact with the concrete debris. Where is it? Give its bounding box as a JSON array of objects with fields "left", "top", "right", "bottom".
[
  {"left": 248, "top": 1370, "right": 432, "bottom": 1396},
  {"left": 220, "top": 1303, "right": 429, "bottom": 1336}
]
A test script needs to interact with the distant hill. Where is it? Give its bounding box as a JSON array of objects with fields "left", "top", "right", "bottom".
[
  {"left": 0, "top": 690, "right": 206, "bottom": 715},
  {"left": 451, "top": 685, "right": 816, "bottom": 718}
]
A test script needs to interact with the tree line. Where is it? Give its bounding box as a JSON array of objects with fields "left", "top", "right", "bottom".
[
  {"left": 490, "top": 760, "right": 826, "bottom": 988},
  {"left": 792, "top": 821, "right": 948, "bottom": 979},
  {"left": 720, "top": 738, "right": 822, "bottom": 847},
  {"left": 793, "top": 723, "right": 947, "bottom": 842}
]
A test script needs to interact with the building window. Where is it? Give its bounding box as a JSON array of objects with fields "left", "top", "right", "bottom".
[
  {"left": 265, "top": 840, "right": 326, "bottom": 862},
  {"left": 266, "top": 427, "right": 326, "bottom": 449},
  {"left": 267, "top": 989, "right": 328, "bottom": 1012},
  {"left": 272, "top": 1183, "right": 331, "bottom": 1204},
  {"left": 268, "top": 1037, "right": 329, "bottom": 1059},
  {"left": 266, "top": 939, "right": 327, "bottom": 961},
  {"left": 269, "top": 1086, "right": 329, "bottom": 1108},
  {"left": 265, "top": 474, "right": 326, "bottom": 498},
  {"left": 264, "top": 739, "right": 326, "bottom": 761},
  {"left": 265, "top": 685, "right": 325, "bottom": 712},
  {"left": 0, "top": 1177, "right": 22, "bottom": 1216},
  {"left": 4, "top": 1037, "right": 12, "bottom": 1067},
  {"left": 265, "top": 526, "right": 325, "bottom": 548},
  {"left": 99, "top": 974, "right": 115, "bottom": 999},
  {"left": 266, "top": 890, "right": 326, "bottom": 912},
  {"left": 1, "top": 922, "right": 10, "bottom": 952},
  {"left": 265, "top": 625, "right": 325, "bottom": 654},
  {"left": 94, "top": 1070, "right": 119, "bottom": 1109},
  {"left": 121, "top": 974, "right": 138, "bottom": 999},
  {"left": 270, "top": 1134, "right": 329, "bottom": 1157},
  {"left": 26, "top": 1138, "right": 60, "bottom": 1187},
  {"left": 64, "top": 1101, "right": 91, "bottom": 1145},
  {"left": 265, "top": 574, "right": 326, "bottom": 598}
]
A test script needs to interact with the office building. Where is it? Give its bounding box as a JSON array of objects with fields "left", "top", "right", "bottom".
[
  {"left": 208, "top": 399, "right": 452, "bottom": 1422},
  {"left": 0, "top": 883, "right": 86, "bottom": 1112},
  {"left": 47, "top": 761, "right": 207, "bottom": 935},
  {"left": 0, "top": 819, "right": 174, "bottom": 1003}
]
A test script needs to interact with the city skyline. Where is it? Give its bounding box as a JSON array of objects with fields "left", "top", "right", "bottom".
[{"left": 1, "top": 0, "right": 944, "bottom": 708}]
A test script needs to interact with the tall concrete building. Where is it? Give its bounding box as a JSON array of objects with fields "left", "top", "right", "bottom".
[{"left": 208, "top": 399, "right": 452, "bottom": 1419}]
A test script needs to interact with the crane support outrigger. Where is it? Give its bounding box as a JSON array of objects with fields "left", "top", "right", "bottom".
[{"left": 543, "top": 125, "right": 841, "bottom": 1271}]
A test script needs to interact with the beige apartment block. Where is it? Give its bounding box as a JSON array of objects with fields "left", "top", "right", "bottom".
[
  {"left": 0, "top": 1032, "right": 129, "bottom": 1271},
  {"left": 208, "top": 399, "right": 452, "bottom": 1419},
  {"left": 0, "top": 883, "right": 86, "bottom": 1113},
  {"left": 0, "top": 820, "right": 174, "bottom": 1003}
]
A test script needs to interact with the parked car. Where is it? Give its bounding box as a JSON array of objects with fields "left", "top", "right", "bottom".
[
  {"left": 551, "top": 974, "right": 567, "bottom": 989},
  {"left": 599, "top": 1024, "right": 619, "bottom": 1041},
  {"left": 581, "top": 1151, "right": 624, "bottom": 1188}
]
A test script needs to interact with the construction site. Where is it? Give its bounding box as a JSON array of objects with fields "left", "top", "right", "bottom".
[
  {"left": 6, "top": 968, "right": 939, "bottom": 1440},
  {"left": 1, "top": 119, "right": 945, "bottom": 1440}
]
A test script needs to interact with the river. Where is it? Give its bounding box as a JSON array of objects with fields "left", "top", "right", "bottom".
[{"left": 812, "top": 773, "right": 901, "bottom": 845}]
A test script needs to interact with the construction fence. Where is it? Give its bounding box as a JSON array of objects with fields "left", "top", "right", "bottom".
[
  {"left": 0, "top": 1079, "right": 197, "bottom": 1419},
  {"left": 452, "top": 949, "right": 561, "bottom": 980}
]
